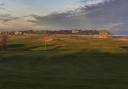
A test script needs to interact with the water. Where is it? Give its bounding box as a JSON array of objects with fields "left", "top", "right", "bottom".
[{"left": 110, "top": 34, "right": 128, "bottom": 37}]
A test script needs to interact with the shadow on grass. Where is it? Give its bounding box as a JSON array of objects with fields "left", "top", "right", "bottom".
[
  {"left": 0, "top": 49, "right": 128, "bottom": 89},
  {"left": 50, "top": 49, "right": 128, "bottom": 61},
  {"left": 8, "top": 44, "right": 25, "bottom": 48},
  {"left": 0, "top": 44, "right": 25, "bottom": 51},
  {"left": 120, "top": 46, "right": 128, "bottom": 50}
]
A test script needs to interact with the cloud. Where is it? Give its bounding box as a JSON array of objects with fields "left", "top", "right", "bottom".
[
  {"left": 81, "top": 0, "right": 109, "bottom": 6},
  {"left": 0, "top": 7, "right": 5, "bottom": 10},
  {"left": 29, "top": 12, "right": 81, "bottom": 29},
  {"left": 0, "top": 2, "right": 5, "bottom": 9},
  {"left": 0, "top": 3, "right": 5, "bottom": 6},
  {"left": 29, "top": 0, "right": 128, "bottom": 34},
  {"left": 0, "top": 14, "right": 23, "bottom": 23}
]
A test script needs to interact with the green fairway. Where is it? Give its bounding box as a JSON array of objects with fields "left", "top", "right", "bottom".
[{"left": 0, "top": 35, "right": 128, "bottom": 89}]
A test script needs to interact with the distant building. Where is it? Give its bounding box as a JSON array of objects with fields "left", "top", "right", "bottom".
[
  {"left": 13, "top": 30, "right": 35, "bottom": 35},
  {"left": 72, "top": 30, "right": 81, "bottom": 34},
  {"left": 99, "top": 31, "right": 109, "bottom": 38},
  {"left": 14, "top": 31, "right": 22, "bottom": 35},
  {"left": 81, "top": 30, "right": 99, "bottom": 35}
]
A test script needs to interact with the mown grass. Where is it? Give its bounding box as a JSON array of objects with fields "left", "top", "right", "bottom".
[{"left": 0, "top": 35, "right": 128, "bottom": 89}]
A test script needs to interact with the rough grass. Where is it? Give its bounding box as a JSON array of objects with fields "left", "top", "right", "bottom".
[{"left": 0, "top": 35, "right": 128, "bottom": 89}]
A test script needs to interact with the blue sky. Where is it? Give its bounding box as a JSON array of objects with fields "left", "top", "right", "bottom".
[
  {"left": 0, "top": 0, "right": 85, "bottom": 31},
  {"left": 0, "top": 0, "right": 82, "bottom": 16},
  {"left": 0, "top": 0, "right": 106, "bottom": 16}
]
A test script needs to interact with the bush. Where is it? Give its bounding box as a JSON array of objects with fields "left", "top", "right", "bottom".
[{"left": 0, "top": 34, "right": 8, "bottom": 50}]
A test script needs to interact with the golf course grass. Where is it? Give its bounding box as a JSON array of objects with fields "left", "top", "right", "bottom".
[{"left": 0, "top": 35, "right": 128, "bottom": 89}]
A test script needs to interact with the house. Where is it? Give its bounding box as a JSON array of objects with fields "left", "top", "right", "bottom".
[
  {"left": 14, "top": 31, "right": 23, "bottom": 35},
  {"left": 72, "top": 30, "right": 81, "bottom": 34},
  {"left": 99, "top": 31, "right": 110, "bottom": 39}
]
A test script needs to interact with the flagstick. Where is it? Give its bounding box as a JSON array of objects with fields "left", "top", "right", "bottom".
[{"left": 44, "top": 40, "right": 47, "bottom": 50}]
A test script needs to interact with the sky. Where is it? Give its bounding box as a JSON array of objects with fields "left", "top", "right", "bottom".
[
  {"left": 0, "top": 0, "right": 82, "bottom": 16},
  {"left": 0, "top": 0, "right": 127, "bottom": 35}
]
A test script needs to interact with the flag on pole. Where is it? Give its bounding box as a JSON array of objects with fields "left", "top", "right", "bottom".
[
  {"left": 42, "top": 34, "right": 49, "bottom": 41},
  {"left": 42, "top": 34, "right": 49, "bottom": 50}
]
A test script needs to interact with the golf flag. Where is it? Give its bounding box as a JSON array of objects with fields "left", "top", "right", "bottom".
[
  {"left": 42, "top": 34, "right": 49, "bottom": 50},
  {"left": 42, "top": 34, "right": 49, "bottom": 41}
]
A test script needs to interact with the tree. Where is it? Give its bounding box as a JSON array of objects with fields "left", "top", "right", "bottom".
[{"left": 0, "top": 34, "right": 8, "bottom": 50}]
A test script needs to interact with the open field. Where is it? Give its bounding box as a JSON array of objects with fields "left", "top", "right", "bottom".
[{"left": 0, "top": 35, "right": 128, "bottom": 89}]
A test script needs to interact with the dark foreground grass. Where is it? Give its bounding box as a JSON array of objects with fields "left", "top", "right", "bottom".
[
  {"left": 0, "top": 35, "right": 128, "bottom": 89},
  {"left": 0, "top": 51, "right": 128, "bottom": 89}
]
